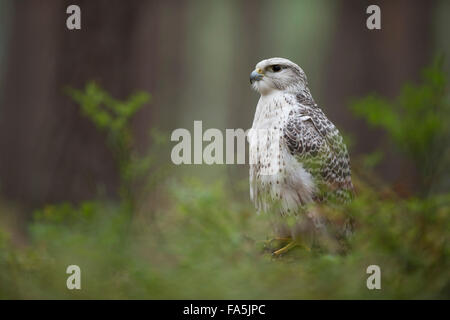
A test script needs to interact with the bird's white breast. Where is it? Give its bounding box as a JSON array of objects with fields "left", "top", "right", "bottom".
[{"left": 249, "top": 92, "right": 316, "bottom": 215}]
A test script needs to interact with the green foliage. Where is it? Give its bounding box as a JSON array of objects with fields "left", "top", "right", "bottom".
[
  {"left": 0, "top": 179, "right": 448, "bottom": 299},
  {"left": 66, "top": 82, "right": 151, "bottom": 204},
  {"left": 361, "top": 151, "right": 384, "bottom": 170},
  {"left": 351, "top": 57, "right": 450, "bottom": 193}
]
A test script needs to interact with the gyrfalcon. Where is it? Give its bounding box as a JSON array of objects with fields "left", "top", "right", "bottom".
[{"left": 248, "top": 57, "right": 354, "bottom": 255}]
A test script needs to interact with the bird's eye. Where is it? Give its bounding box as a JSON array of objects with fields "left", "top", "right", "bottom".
[{"left": 271, "top": 65, "right": 282, "bottom": 72}]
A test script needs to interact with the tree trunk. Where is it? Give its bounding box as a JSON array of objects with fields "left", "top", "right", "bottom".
[{"left": 0, "top": 0, "right": 170, "bottom": 206}]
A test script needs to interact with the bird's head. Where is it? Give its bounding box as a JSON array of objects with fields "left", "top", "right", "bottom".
[{"left": 250, "top": 57, "right": 309, "bottom": 96}]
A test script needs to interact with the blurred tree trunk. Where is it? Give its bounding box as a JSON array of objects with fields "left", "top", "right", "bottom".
[
  {"left": 0, "top": 0, "right": 174, "bottom": 207},
  {"left": 322, "top": 0, "right": 435, "bottom": 194},
  {"left": 225, "top": 0, "right": 264, "bottom": 187}
]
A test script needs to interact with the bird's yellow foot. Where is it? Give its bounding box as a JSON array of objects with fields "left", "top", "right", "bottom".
[
  {"left": 272, "top": 241, "right": 310, "bottom": 256},
  {"left": 272, "top": 241, "right": 298, "bottom": 256},
  {"left": 258, "top": 237, "right": 292, "bottom": 253}
]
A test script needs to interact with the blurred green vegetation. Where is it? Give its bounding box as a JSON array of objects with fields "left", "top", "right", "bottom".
[
  {"left": 1, "top": 62, "right": 449, "bottom": 299},
  {"left": 0, "top": 179, "right": 448, "bottom": 299},
  {"left": 351, "top": 57, "right": 450, "bottom": 195},
  {"left": 66, "top": 82, "right": 151, "bottom": 206}
]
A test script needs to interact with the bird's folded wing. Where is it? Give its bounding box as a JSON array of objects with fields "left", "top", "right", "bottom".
[{"left": 283, "top": 105, "right": 354, "bottom": 202}]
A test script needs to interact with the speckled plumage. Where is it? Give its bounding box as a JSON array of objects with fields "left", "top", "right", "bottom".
[{"left": 249, "top": 58, "right": 354, "bottom": 220}]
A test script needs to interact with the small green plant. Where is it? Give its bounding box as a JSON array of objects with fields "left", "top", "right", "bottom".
[
  {"left": 66, "top": 82, "right": 151, "bottom": 206},
  {"left": 351, "top": 57, "right": 449, "bottom": 194}
]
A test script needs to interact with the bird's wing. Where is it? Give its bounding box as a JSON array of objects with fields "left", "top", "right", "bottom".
[{"left": 283, "top": 99, "right": 354, "bottom": 203}]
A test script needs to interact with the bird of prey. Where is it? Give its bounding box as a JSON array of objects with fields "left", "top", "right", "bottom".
[{"left": 248, "top": 57, "right": 354, "bottom": 255}]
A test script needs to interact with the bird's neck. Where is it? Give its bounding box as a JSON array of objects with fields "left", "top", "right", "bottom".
[{"left": 252, "top": 92, "right": 296, "bottom": 129}]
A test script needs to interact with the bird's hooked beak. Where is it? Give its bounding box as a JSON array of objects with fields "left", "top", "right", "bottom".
[{"left": 250, "top": 68, "right": 264, "bottom": 84}]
